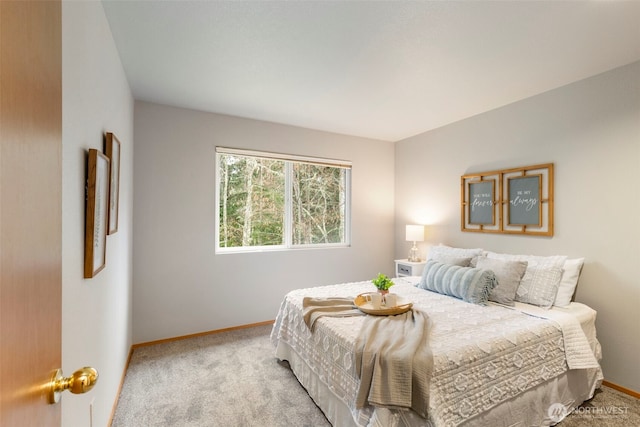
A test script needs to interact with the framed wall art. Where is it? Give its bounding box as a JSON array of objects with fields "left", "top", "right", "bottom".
[
  {"left": 461, "top": 163, "right": 554, "bottom": 236},
  {"left": 468, "top": 180, "right": 495, "bottom": 225},
  {"left": 507, "top": 174, "right": 542, "bottom": 226},
  {"left": 104, "top": 132, "right": 121, "bottom": 234},
  {"left": 461, "top": 171, "right": 501, "bottom": 233},
  {"left": 84, "top": 149, "right": 110, "bottom": 278}
]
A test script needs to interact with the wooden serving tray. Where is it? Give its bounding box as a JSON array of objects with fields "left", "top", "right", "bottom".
[{"left": 354, "top": 293, "right": 413, "bottom": 316}]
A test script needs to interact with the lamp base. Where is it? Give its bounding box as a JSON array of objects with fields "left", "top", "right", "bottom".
[{"left": 408, "top": 244, "right": 421, "bottom": 262}]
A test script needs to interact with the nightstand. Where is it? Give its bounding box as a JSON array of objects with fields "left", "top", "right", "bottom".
[{"left": 394, "top": 259, "right": 427, "bottom": 277}]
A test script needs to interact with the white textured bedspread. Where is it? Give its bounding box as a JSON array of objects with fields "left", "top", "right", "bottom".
[
  {"left": 271, "top": 280, "right": 600, "bottom": 426},
  {"left": 512, "top": 302, "right": 600, "bottom": 370}
]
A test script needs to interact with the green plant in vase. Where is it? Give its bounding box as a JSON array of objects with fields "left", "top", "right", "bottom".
[{"left": 372, "top": 273, "right": 394, "bottom": 296}]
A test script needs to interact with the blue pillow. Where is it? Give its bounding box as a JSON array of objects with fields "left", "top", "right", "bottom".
[{"left": 418, "top": 260, "right": 497, "bottom": 305}]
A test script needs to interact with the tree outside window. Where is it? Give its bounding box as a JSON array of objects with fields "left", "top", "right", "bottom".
[{"left": 217, "top": 149, "right": 350, "bottom": 251}]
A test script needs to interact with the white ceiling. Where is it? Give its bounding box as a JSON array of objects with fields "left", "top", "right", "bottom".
[{"left": 101, "top": 1, "right": 640, "bottom": 142}]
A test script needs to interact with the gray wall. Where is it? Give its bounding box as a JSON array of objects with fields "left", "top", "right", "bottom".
[
  {"left": 394, "top": 61, "right": 640, "bottom": 391},
  {"left": 133, "top": 102, "right": 395, "bottom": 343},
  {"left": 62, "top": 2, "right": 134, "bottom": 426}
]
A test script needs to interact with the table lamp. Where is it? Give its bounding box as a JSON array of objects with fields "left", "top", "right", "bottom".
[{"left": 405, "top": 224, "right": 424, "bottom": 262}]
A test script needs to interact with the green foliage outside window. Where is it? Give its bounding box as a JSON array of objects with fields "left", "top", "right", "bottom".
[{"left": 218, "top": 152, "right": 348, "bottom": 249}]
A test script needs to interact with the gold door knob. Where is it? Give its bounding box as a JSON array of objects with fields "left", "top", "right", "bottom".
[{"left": 48, "top": 367, "right": 98, "bottom": 404}]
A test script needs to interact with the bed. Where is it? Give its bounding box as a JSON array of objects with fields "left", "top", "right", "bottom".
[{"left": 270, "top": 248, "right": 603, "bottom": 427}]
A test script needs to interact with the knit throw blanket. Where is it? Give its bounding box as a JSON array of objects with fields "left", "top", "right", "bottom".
[
  {"left": 301, "top": 297, "right": 433, "bottom": 417},
  {"left": 302, "top": 297, "right": 364, "bottom": 330},
  {"left": 355, "top": 308, "right": 433, "bottom": 417}
]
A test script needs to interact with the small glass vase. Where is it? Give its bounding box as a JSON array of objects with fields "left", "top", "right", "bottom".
[{"left": 377, "top": 288, "right": 389, "bottom": 303}]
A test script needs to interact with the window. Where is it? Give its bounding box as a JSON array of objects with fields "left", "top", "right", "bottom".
[{"left": 216, "top": 147, "right": 351, "bottom": 252}]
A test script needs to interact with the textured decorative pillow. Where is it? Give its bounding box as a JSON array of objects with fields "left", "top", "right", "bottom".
[
  {"left": 516, "top": 266, "right": 563, "bottom": 308},
  {"left": 554, "top": 258, "right": 585, "bottom": 307},
  {"left": 475, "top": 257, "right": 528, "bottom": 306},
  {"left": 427, "top": 245, "right": 484, "bottom": 267},
  {"left": 485, "top": 251, "right": 567, "bottom": 308},
  {"left": 419, "top": 260, "right": 497, "bottom": 305}
]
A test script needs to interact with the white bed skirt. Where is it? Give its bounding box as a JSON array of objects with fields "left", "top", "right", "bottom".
[{"left": 276, "top": 339, "right": 602, "bottom": 427}]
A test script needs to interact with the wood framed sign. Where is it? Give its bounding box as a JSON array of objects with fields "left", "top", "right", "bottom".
[
  {"left": 84, "top": 149, "right": 110, "bottom": 278},
  {"left": 104, "top": 132, "right": 121, "bottom": 235},
  {"left": 461, "top": 171, "right": 501, "bottom": 233},
  {"left": 507, "top": 174, "right": 542, "bottom": 226},
  {"left": 468, "top": 180, "right": 495, "bottom": 225},
  {"left": 461, "top": 163, "right": 553, "bottom": 236}
]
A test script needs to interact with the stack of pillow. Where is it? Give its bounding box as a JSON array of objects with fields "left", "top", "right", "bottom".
[{"left": 418, "top": 244, "right": 584, "bottom": 308}]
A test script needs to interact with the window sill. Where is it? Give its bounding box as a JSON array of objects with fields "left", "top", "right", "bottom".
[{"left": 215, "top": 243, "right": 350, "bottom": 255}]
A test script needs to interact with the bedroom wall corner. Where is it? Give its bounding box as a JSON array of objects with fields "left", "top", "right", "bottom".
[
  {"left": 62, "top": 2, "right": 134, "bottom": 426},
  {"left": 394, "top": 61, "right": 640, "bottom": 392}
]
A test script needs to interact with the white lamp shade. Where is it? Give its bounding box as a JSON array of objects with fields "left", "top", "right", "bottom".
[{"left": 405, "top": 225, "right": 424, "bottom": 242}]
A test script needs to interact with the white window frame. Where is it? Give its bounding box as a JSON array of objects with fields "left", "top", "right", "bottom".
[{"left": 215, "top": 147, "right": 352, "bottom": 253}]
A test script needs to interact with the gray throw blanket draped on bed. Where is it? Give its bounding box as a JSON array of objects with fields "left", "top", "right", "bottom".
[
  {"left": 301, "top": 297, "right": 433, "bottom": 418},
  {"left": 355, "top": 309, "right": 432, "bottom": 418}
]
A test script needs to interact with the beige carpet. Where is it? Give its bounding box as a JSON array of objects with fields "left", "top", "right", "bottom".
[
  {"left": 112, "top": 324, "right": 329, "bottom": 427},
  {"left": 561, "top": 385, "right": 639, "bottom": 427},
  {"left": 112, "top": 324, "right": 638, "bottom": 426}
]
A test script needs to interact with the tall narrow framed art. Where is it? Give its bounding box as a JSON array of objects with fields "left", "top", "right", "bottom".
[
  {"left": 84, "top": 149, "right": 110, "bottom": 278},
  {"left": 104, "top": 132, "right": 121, "bottom": 234},
  {"left": 461, "top": 163, "right": 554, "bottom": 236}
]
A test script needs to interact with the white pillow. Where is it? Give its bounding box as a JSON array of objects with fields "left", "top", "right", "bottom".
[
  {"left": 427, "top": 245, "right": 484, "bottom": 266},
  {"left": 554, "top": 258, "right": 585, "bottom": 307},
  {"left": 485, "top": 251, "right": 567, "bottom": 269}
]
